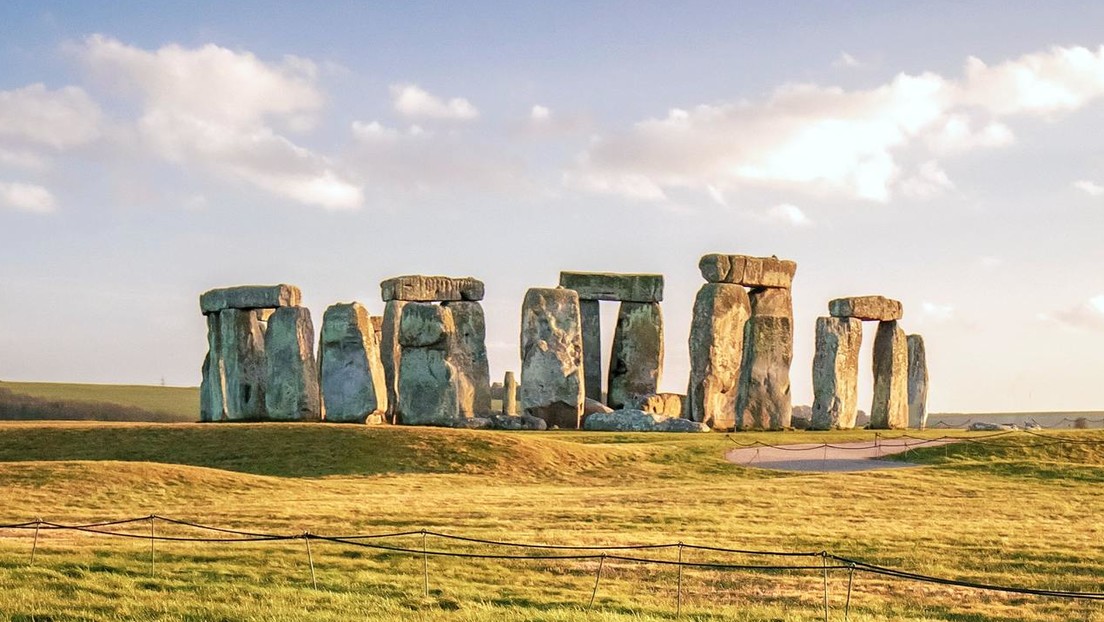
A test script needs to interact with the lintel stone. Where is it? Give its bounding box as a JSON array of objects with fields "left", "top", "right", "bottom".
[
  {"left": 829, "top": 296, "right": 903, "bottom": 321},
  {"left": 558, "top": 272, "right": 663, "bottom": 303},
  {"left": 380, "top": 275, "right": 484, "bottom": 302},
  {"left": 200, "top": 284, "right": 301, "bottom": 315},
  {"left": 698, "top": 254, "right": 796, "bottom": 289}
]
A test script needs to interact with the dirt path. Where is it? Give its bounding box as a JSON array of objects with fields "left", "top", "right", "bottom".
[{"left": 725, "top": 437, "right": 960, "bottom": 472}]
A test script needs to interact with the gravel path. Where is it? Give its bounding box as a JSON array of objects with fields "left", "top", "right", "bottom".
[{"left": 725, "top": 437, "right": 960, "bottom": 472}]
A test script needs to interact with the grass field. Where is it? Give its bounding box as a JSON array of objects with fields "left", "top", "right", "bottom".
[
  {"left": 0, "top": 421, "right": 1103, "bottom": 621},
  {"left": 0, "top": 381, "right": 199, "bottom": 422}
]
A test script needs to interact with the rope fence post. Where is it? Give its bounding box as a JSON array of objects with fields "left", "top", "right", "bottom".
[
  {"left": 304, "top": 533, "right": 318, "bottom": 589},
  {"left": 421, "top": 529, "right": 429, "bottom": 598},
  {"left": 676, "top": 543, "right": 683, "bottom": 618},
  {"left": 875, "top": 432, "right": 881, "bottom": 458},
  {"left": 845, "top": 563, "right": 855, "bottom": 621},
  {"left": 821, "top": 552, "right": 830, "bottom": 622},
  {"left": 148, "top": 515, "right": 156, "bottom": 577},
  {"left": 29, "top": 518, "right": 42, "bottom": 566},
  {"left": 589, "top": 554, "right": 605, "bottom": 610}
]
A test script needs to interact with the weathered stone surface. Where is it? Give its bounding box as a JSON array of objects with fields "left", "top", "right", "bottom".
[
  {"left": 398, "top": 302, "right": 454, "bottom": 349},
  {"left": 502, "top": 371, "right": 518, "bottom": 416},
  {"left": 579, "top": 299, "right": 603, "bottom": 402},
  {"left": 687, "top": 283, "right": 750, "bottom": 430},
  {"left": 907, "top": 334, "right": 929, "bottom": 430},
  {"left": 264, "top": 307, "right": 321, "bottom": 421},
  {"left": 397, "top": 348, "right": 459, "bottom": 426},
  {"left": 607, "top": 302, "right": 663, "bottom": 410},
  {"left": 736, "top": 288, "right": 793, "bottom": 430},
  {"left": 200, "top": 284, "right": 301, "bottom": 315},
  {"left": 218, "top": 309, "right": 267, "bottom": 420},
  {"left": 559, "top": 272, "right": 664, "bottom": 303},
  {"left": 319, "top": 303, "right": 388, "bottom": 423},
  {"left": 584, "top": 398, "right": 614, "bottom": 417},
  {"left": 870, "top": 320, "right": 909, "bottom": 429},
  {"left": 810, "top": 317, "right": 863, "bottom": 430},
  {"left": 380, "top": 300, "right": 407, "bottom": 421},
  {"left": 829, "top": 296, "right": 903, "bottom": 321},
  {"left": 520, "top": 287, "right": 585, "bottom": 429},
  {"left": 583, "top": 409, "right": 710, "bottom": 433},
  {"left": 483, "top": 414, "right": 548, "bottom": 431},
  {"left": 380, "top": 275, "right": 484, "bottom": 302},
  {"left": 635, "top": 393, "right": 685, "bottom": 419},
  {"left": 443, "top": 301, "right": 492, "bottom": 417},
  {"left": 200, "top": 313, "right": 227, "bottom": 422},
  {"left": 698, "top": 254, "right": 796, "bottom": 289},
  {"left": 370, "top": 316, "right": 384, "bottom": 340}
]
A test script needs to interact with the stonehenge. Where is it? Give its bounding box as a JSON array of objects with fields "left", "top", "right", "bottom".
[
  {"left": 198, "top": 261, "right": 930, "bottom": 433},
  {"left": 559, "top": 271, "right": 665, "bottom": 410},
  {"left": 811, "top": 297, "right": 920, "bottom": 430},
  {"left": 688, "top": 254, "right": 795, "bottom": 431}
]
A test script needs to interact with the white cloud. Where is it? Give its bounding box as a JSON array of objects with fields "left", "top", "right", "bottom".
[
  {"left": 0, "top": 181, "right": 56, "bottom": 213},
  {"left": 569, "top": 44, "right": 1104, "bottom": 205},
  {"left": 1043, "top": 295, "right": 1104, "bottom": 331},
  {"left": 530, "top": 105, "right": 551, "bottom": 121},
  {"left": 765, "top": 203, "right": 813, "bottom": 227},
  {"left": 0, "top": 83, "right": 102, "bottom": 150},
  {"left": 1074, "top": 179, "right": 1104, "bottom": 196},
  {"left": 390, "top": 83, "right": 478, "bottom": 121},
  {"left": 921, "top": 302, "right": 956, "bottom": 321},
  {"left": 833, "top": 52, "right": 862, "bottom": 69},
  {"left": 77, "top": 35, "right": 362, "bottom": 210}
]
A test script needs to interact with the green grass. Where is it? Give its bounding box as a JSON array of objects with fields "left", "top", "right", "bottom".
[
  {"left": 1, "top": 423, "right": 1104, "bottom": 620},
  {"left": 0, "top": 381, "right": 199, "bottom": 422}
]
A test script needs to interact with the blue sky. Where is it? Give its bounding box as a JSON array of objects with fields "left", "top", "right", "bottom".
[{"left": 3, "top": 2, "right": 1104, "bottom": 412}]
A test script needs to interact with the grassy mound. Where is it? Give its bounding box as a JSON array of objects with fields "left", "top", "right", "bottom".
[{"left": 0, "top": 381, "right": 198, "bottom": 422}]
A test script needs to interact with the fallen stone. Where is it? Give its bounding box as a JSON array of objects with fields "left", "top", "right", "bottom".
[
  {"left": 520, "top": 287, "right": 585, "bottom": 429},
  {"left": 736, "top": 288, "right": 793, "bottom": 430},
  {"left": 380, "top": 275, "right": 484, "bottom": 302},
  {"left": 607, "top": 302, "right": 663, "bottom": 409},
  {"left": 969, "top": 421, "right": 1017, "bottom": 432},
  {"left": 264, "top": 307, "right": 321, "bottom": 421},
  {"left": 870, "top": 321, "right": 909, "bottom": 429},
  {"left": 319, "top": 302, "right": 388, "bottom": 423},
  {"left": 200, "top": 313, "right": 227, "bottom": 422},
  {"left": 687, "top": 283, "right": 750, "bottom": 431},
  {"left": 584, "top": 398, "right": 614, "bottom": 416},
  {"left": 582, "top": 409, "right": 710, "bottom": 432},
  {"left": 486, "top": 414, "right": 548, "bottom": 431},
  {"left": 635, "top": 393, "right": 685, "bottom": 419},
  {"left": 457, "top": 416, "right": 495, "bottom": 429},
  {"left": 907, "top": 334, "right": 929, "bottom": 430},
  {"left": 698, "top": 254, "right": 797, "bottom": 289},
  {"left": 380, "top": 300, "right": 407, "bottom": 421},
  {"left": 218, "top": 308, "right": 267, "bottom": 420},
  {"left": 200, "top": 284, "right": 301, "bottom": 315},
  {"left": 443, "top": 301, "right": 492, "bottom": 417},
  {"left": 502, "top": 371, "right": 518, "bottom": 416},
  {"left": 559, "top": 272, "right": 664, "bottom": 303},
  {"left": 829, "top": 296, "right": 903, "bottom": 321},
  {"left": 811, "top": 317, "right": 863, "bottom": 430}
]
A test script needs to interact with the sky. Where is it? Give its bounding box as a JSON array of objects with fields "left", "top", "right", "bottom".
[{"left": 3, "top": 1, "right": 1104, "bottom": 413}]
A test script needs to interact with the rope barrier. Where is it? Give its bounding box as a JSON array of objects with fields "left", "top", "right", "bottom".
[{"left": 723, "top": 429, "right": 1104, "bottom": 454}]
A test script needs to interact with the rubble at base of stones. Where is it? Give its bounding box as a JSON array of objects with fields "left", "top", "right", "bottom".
[
  {"left": 456, "top": 414, "right": 548, "bottom": 431},
  {"left": 583, "top": 409, "right": 709, "bottom": 433}
]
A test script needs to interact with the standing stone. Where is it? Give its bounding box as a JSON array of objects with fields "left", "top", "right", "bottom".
[
  {"left": 397, "top": 303, "right": 459, "bottom": 426},
  {"left": 442, "top": 301, "right": 492, "bottom": 417},
  {"left": 607, "top": 302, "right": 663, "bottom": 410},
  {"left": 687, "top": 283, "right": 750, "bottom": 430},
  {"left": 579, "top": 299, "right": 603, "bottom": 402},
  {"left": 502, "top": 371, "right": 518, "bottom": 416},
  {"left": 319, "top": 303, "right": 388, "bottom": 423},
  {"left": 264, "top": 307, "right": 321, "bottom": 421},
  {"left": 218, "top": 308, "right": 267, "bottom": 420},
  {"left": 811, "top": 317, "right": 863, "bottom": 430},
  {"left": 200, "top": 312, "right": 227, "bottom": 422},
  {"left": 520, "top": 288, "right": 585, "bottom": 429},
  {"left": 907, "top": 334, "right": 929, "bottom": 430},
  {"left": 870, "top": 320, "right": 909, "bottom": 429},
  {"left": 380, "top": 300, "right": 407, "bottom": 422},
  {"left": 735, "top": 288, "right": 793, "bottom": 430}
]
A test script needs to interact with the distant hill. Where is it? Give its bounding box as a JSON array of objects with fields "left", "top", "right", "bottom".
[{"left": 0, "top": 381, "right": 198, "bottom": 422}]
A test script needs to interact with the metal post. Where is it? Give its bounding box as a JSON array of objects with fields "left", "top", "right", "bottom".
[
  {"left": 422, "top": 529, "right": 429, "bottom": 597},
  {"left": 304, "top": 534, "right": 318, "bottom": 589},
  {"left": 821, "top": 554, "right": 829, "bottom": 622},
  {"left": 149, "top": 516, "right": 156, "bottom": 577},
  {"left": 589, "top": 554, "right": 605, "bottom": 609},
  {"left": 845, "top": 565, "right": 855, "bottom": 621},
  {"left": 29, "top": 519, "right": 41, "bottom": 566},
  {"left": 676, "top": 543, "right": 683, "bottom": 618}
]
